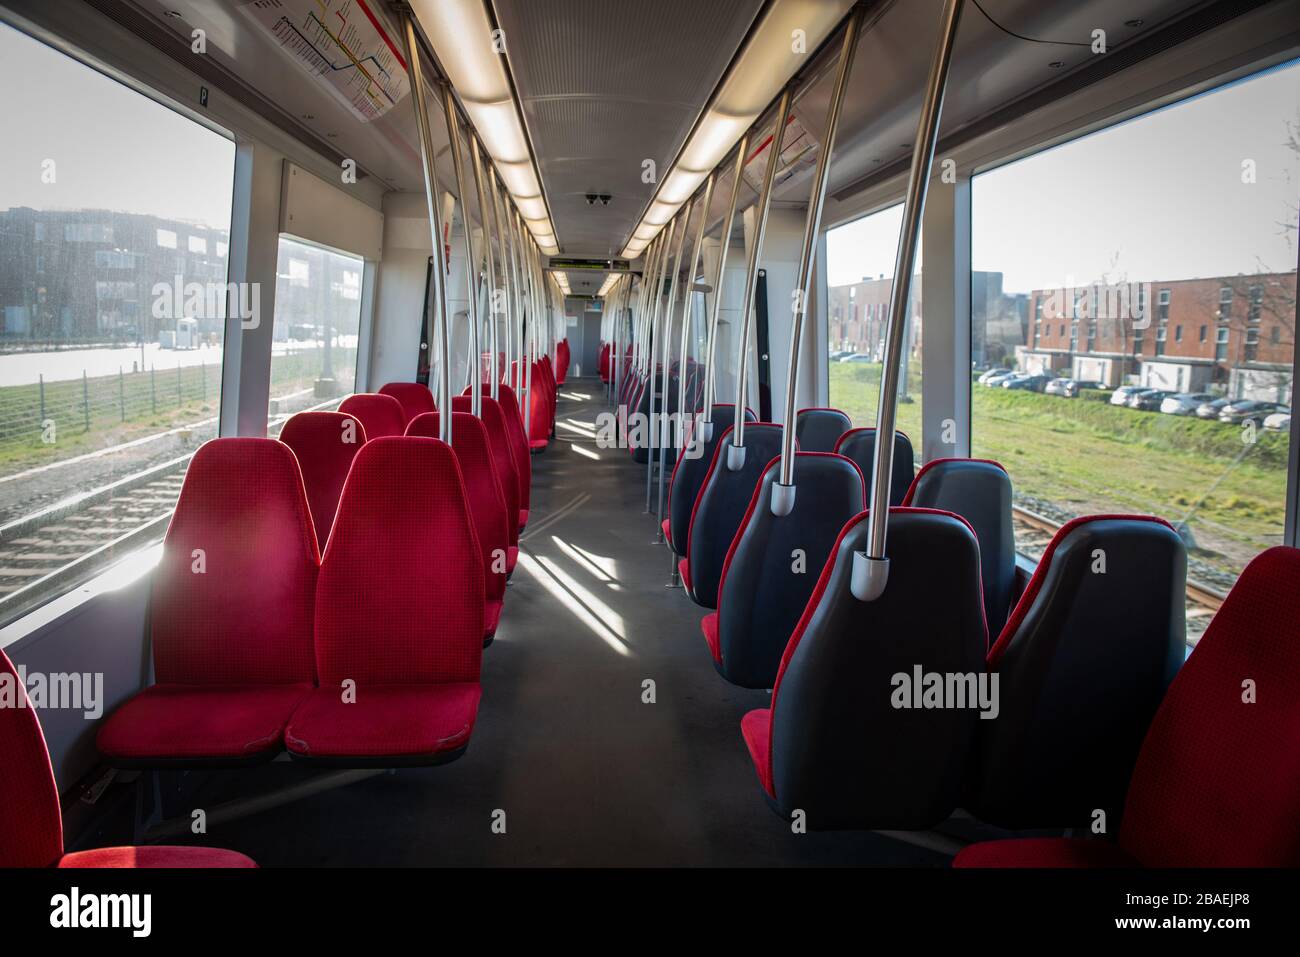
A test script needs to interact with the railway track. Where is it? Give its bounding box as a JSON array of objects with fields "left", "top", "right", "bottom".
[{"left": 1011, "top": 504, "right": 1224, "bottom": 645}]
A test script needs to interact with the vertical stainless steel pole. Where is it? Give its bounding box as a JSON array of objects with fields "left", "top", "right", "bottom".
[
  {"left": 648, "top": 213, "right": 685, "bottom": 517},
  {"left": 728, "top": 88, "right": 793, "bottom": 470},
  {"left": 473, "top": 140, "right": 500, "bottom": 402},
  {"left": 678, "top": 174, "right": 715, "bottom": 443},
  {"left": 771, "top": 9, "right": 863, "bottom": 513},
  {"left": 399, "top": 12, "right": 451, "bottom": 444},
  {"left": 700, "top": 132, "right": 751, "bottom": 442},
  {"left": 443, "top": 85, "right": 481, "bottom": 419},
  {"left": 644, "top": 215, "right": 678, "bottom": 511},
  {"left": 656, "top": 192, "right": 699, "bottom": 541},
  {"left": 853, "top": 0, "right": 964, "bottom": 600},
  {"left": 491, "top": 171, "right": 514, "bottom": 399}
]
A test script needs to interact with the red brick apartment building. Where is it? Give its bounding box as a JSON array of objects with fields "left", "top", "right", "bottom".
[{"left": 1019, "top": 272, "right": 1294, "bottom": 403}]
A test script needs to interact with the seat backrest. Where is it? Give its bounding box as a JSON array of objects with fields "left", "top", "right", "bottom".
[
  {"left": 492, "top": 383, "right": 532, "bottom": 508},
  {"left": 685, "top": 422, "right": 787, "bottom": 608},
  {"left": 279, "top": 411, "right": 366, "bottom": 548},
  {"left": 152, "top": 438, "right": 319, "bottom": 685},
  {"left": 974, "top": 516, "right": 1186, "bottom": 829},
  {"left": 378, "top": 382, "right": 436, "bottom": 425},
  {"left": 1120, "top": 545, "right": 1300, "bottom": 867},
  {"left": 765, "top": 508, "right": 988, "bottom": 829},
  {"left": 406, "top": 411, "right": 508, "bottom": 602},
  {"left": 338, "top": 393, "right": 406, "bottom": 441},
  {"left": 453, "top": 394, "right": 519, "bottom": 545},
  {"left": 795, "top": 408, "right": 852, "bottom": 452},
  {"left": 833, "top": 428, "right": 915, "bottom": 507},
  {"left": 715, "top": 452, "right": 865, "bottom": 688},
  {"left": 666, "top": 404, "right": 756, "bottom": 554},
  {"left": 903, "top": 458, "right": 1016, "bottom": 635},
  {"left": 0, "top": 647, "right": 64, "bottom": 866},
  {"left": 315, "top": 436, "right": 483, "bottom": 685}
]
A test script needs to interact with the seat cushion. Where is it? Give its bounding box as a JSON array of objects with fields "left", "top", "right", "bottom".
[
  {"left": 484, "top": 599, "right": 503, "bottom": 638},
  {"left": 58, "top": 845, "right": 257, "bottom": 868},
  {"left": 519, "top": 509, "right": 529, "bottom": 529},
  {"left": 97, "top": 684, "right": 313, "bottom": 765},
  {"left": 741, "top": 708, "right": 775, "bottom": 797},
  {"left": 953, "top": 838, "right": 1138, "bottom": 868},
  {"left": 507, "top": 545, "right": 519, "bottom": 576},
  {"left": 529, "top": 439, "right": 548, "bottom": 451},
  {"left": 701, "top": 612, "right": 720, "bottom": 663},
  {"left": 661, "top": 518, "right": 672, "bottom": 546},
  {"left": 284, "top": 683, "right": 481, "bottom": 764},
  {"left": 678, "top": 558, "right": 691, "bottom": 592}
]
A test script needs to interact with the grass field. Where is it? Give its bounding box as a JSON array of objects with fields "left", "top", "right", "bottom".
[
  {"left": 828, "top": 361, "right": 1290, "bottom": 585},
  {"left": 0, "top": 345, "right": 357, "bottom": 474}
]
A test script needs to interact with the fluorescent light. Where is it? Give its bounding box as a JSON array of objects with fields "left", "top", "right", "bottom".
[
  {"left": 410, "top": 0, "right": 560, "bottom": 249},
  {"left": 618, "top": 0, "right": 854, "bottom": 258}
]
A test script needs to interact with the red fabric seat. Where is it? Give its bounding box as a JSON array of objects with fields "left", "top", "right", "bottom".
[
  {"left": 58, "top": 846, "right": 257, "bottom": 868},
  {"left": 338, "top": 393, "right": 406, "bottom": 440},
  {"left": 957, "top": 545, "right": 1300, "bottom": 868},
  {"left": 519, "top": 508, "right": 529, "bottom": 530},
  {"left": 98, "top": 439, "right": 319, "bottom": 767},
  {"left": 1, "top": 647, "right": 254, "bottom": 868},
  {"left": 407, "top": 412, "right": 509, "bottom": 640},
  {"left": 378, "top": 381, "right": 436, "bottom": 426},
  {"left": 741, "top": 708, "right": 772, "bottom": 795},
  {"left": 953, "top": 838, "right": 1137, "bottom": 868},
  {"left": 469, "top": 383, "right": 531, "bottom": 513},
  {"left": 507, "top": 545, "right": 518, "bottom": 576},
  {"left": 97, "top": 684, "right": 313, "bottom": 764},
  {"left": 286, "top": 683, "right": 480, "bottom": 764},
  {"left": 678, "top": 558, "right": 691, "bottom": 592},
  {"left": 454, "top": 395, "right": 520, "bottom": 548},
  {"left": 485, "top": 599, "right": 503, "bottom": 639},
  {"left": 661, "top": 518, "right": 671, "bottom": 546},
  {"left": 701, "top": 612, "right": 720, "bottom": 663},
  {"left": 279, "top": 410, "right": 365, "bottom": 548},
  {"left": 285, "top": 436, "right": 483, "bottom": 765}
]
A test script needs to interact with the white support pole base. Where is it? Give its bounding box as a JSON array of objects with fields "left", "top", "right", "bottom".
[{"left": 770, "top": 481, "right": 796, "bottom": 516}]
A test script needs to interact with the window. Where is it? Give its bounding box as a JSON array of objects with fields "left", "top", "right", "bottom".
[
  {"left": 971, "top": 59, "right": 1297, "bottom": 640},
  {"left": 187, "top": 235, "right": 207, "bottom": 254},
  {"left": 265, "top": 237, "right": 365, "bottom": 428},
  {"left": 0, "top": 21, "right": 236, "bottom": 626},
  {"left": 826, "top": 204, "right": 922, "bottom": 458}
]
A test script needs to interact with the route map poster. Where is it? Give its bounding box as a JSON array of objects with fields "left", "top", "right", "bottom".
[{"left": 239, "top": 0, "right": 409, "bottom": 123}]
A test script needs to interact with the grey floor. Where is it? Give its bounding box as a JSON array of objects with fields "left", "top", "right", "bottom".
[{"left": 132, "top": 379, "right": 953, "bottom": 866}]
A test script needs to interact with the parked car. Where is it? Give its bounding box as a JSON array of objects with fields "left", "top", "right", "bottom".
[
  {"left": 982, "top": 370, "right": 1019, "bottom": 387},
  {"left": 1130, "top": 389, "right": 1177, "bottom": 411},
  {"left": 1218, "top": 400, "right": 1288, "bottom": 425},
  {"left": 1044, "top": 378, "right": 1071, "bottom": 396},
  {"left": 1110, "top": 385, "right": 1146, "bottom": 407},
  {"left": 1047, "top": 378, "right": 1104, "bottom": 398},
  {"left": 1003, "top": 373, "right": 1053, "bottom": 392},
  {"left": 1263, "top": 411, "right": 1291, "bottom": 431},
  {"left": 1160, "top": 392, "right": 1218, "bottom": 415},
  {"left": 839, "top": 353, "right": 876, "bottom": 363},
  {"left": 1195, "top": 398, "right": 1232, "bottom": 419},
  {"left": 978, "top": 367, "right": 1011, "bottom": 384}
]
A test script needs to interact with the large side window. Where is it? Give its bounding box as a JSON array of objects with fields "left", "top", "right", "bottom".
[
  {"left": 265, "top": 237, "right": 364, "bottom": 430},
  {"left": 825, "top": 203, "right": 922, "bottom": 455},
  {"left": 971, "top": 60, "right": 1298, "bottom": 639},
  {"left": 0, "top": 22, "right": 235, "bottom": 626}
]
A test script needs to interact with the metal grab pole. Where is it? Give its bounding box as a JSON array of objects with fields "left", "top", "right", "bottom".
[
  {"left": 644, "top": 216, "right": 679, "bottom": 512},
  {"left": 771, "top": 9, "right": 863, "bottom": 514},
  {"left": 443, "top": 85, "right": 482, "bottom": 419},
  {"left": 649, "top": 213, "right": 686, "bottom": 520},
  {"left": 678, "top": 174, "right": 716, "bottom": 446},
  {"left": 517, "top": 214, "right": 533, "bottom": 438},
  {"left": 728, "top": 88, "right": 793, "bottom": 471},
  {"left": 700, "top": 131, "right": 751, "bottom": 442},
  {"left": 491, "top": 171, "right": 514, "bottom": 397},
  {"left": 853, "top": 0, "right": 964, "bottom": 600},
  {"left": 656, "top": 191, "right": 700, "bottom": 541},
  {"left": 474, "top": 140, "right": 500, "bottom": 401},
  {"left": 399, "top": 12, "right": 451, "bottom": 444}
]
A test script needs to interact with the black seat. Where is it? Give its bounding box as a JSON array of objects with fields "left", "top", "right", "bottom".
[
  {"left": 902, "top": 458, "right": 1016, "bottom": 635},
  {"left": 741, "top": 508, "right": 988, "bottom": 830},
  {"left": 664, "top": 404, "right": 756, "bottom": 555},
  {"left": 703, "top": 452, "right": 864, "bottom": 688},
  {"left": 968, "top": 515, "right": 1186, "bottom": 830},
  {"left": 683, "top": 423, "right": 786, "bottom": 609},
  {"left": 795, "top": 408, "right": 852, "bottom": 452},
  {"left": 833, "top": 428, "right": 915, "bottom": 506}
]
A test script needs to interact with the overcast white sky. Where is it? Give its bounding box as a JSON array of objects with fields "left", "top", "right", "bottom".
[
  {"left": 0, "top": 21, "right": 235, "bottom": 229},
  {"left": 829, "top": 58, "right": 1299, "bottom": 294}
]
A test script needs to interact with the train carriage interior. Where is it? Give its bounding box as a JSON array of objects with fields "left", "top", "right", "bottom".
[{"left": 0, "top": 0, "right": 1297, "bottom": 925}]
